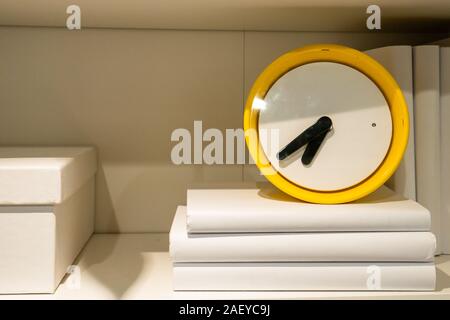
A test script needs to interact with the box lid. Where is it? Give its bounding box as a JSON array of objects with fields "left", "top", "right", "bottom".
[{"left": 0, "top": 147, "right": 97, "bottom": 204}]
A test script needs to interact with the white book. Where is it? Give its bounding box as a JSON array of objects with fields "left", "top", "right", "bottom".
[
  {"left": 413, "top": 45, "right": 442, "bottom": 253},
  {"left": 173, "top": 262, "right": 436, "bottom": 291},
  {"left": 170, "top": 206, "right": 436, "bottom": 263},
  {"left": 365, "top": 46, "right": 416, "bottom": 200},
  {"left": 187, "top": 184, "right": 430, "bottom": 233},
  {"left": 440, "top": 47, "right": 450, "bottom": 254}
]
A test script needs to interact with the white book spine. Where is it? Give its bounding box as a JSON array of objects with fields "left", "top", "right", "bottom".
[
  {"left": 187, "top": 187, "right": 431, "bottom": 233},
  {"left": 173, "top": 262, "right": 436, "bottom": 291},
  {"left": 413, "top": 45, "right": 441, "bottom": 253},
  {"left": 440, "top": 47, "right": 450, "bottom": 254},
  {"left": 171, "top": 207, "right": 436, "bottom": 263}
]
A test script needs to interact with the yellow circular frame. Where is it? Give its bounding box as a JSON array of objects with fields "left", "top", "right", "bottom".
[{"left": 244, "top": 44, "right": 409, "bottom": 204}]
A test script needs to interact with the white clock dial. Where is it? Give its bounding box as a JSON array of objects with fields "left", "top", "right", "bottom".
[{"left": 258, "top": 62, "right": 392, "bottom": 191}]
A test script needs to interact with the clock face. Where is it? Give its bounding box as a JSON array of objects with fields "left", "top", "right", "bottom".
[
  {"left": 258, "top": 62, "right": 392, "bottom": 191},
  {"left": 244, "top": 44, "right": 409, "bottom": 203}
]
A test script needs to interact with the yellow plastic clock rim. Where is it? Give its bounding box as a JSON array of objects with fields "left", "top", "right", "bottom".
[{"left": 244, "top": 44, "right": 409, "bottom": 204}]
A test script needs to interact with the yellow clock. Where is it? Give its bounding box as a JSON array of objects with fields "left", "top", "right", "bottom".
[{"left": 244, "top": 44, "right": 409, "bottom": 204}]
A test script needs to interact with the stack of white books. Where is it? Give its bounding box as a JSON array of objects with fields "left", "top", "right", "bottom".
[{"left": 169, "top": 184, "right": 436, "bottom": 291}]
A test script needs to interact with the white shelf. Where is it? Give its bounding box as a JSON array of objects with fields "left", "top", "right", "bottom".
[
  {"left": 1, "top": 233, "right": 450, "bottom": 299},
  {"left": 0, "top": 0, "right": 449, "bottom": 32}
]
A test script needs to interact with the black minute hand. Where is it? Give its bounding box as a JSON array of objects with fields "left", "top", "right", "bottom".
[{"left": 276, "top": 116, "right": 332, "bottom": 161}]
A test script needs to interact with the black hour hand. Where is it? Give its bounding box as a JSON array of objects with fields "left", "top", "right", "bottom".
[
  {"left": 277, "top": 116, "right": 332, "bottom": 161},
  {"left": 301, "top": 130, "right": 328, "bottom": 165}
]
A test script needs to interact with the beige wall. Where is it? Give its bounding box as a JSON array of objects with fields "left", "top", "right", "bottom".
[{"left": 0, "top": 27, "right": 447, "bottom": 232}]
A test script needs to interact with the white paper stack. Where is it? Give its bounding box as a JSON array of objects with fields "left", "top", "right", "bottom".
[
  {"left": 170, "top": 184, "right": 437, "bottom": 291},
  {"left": 440, "top": 46, "right": 450, "bottom": 254},
  {"left": 365, "top": 43, "right": 450, "bottom": 254},
  {"left": 413, "top": 45, "right": 442, "bottom": 253}
]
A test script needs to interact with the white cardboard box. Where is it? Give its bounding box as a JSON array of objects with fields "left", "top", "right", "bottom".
[{"left": 0, "top": 147, "right": 96, "bottom": 294}]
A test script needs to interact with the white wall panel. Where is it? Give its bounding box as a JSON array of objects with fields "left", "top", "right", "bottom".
[
  {"left": 0, "top": 27, "right": 244, "bottom": 232},
  {"left": 0, "top": 27, "right": 446, "bottom": 231}
]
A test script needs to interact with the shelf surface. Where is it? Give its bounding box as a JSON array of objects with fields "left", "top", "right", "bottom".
[
  {"left": 1, "top": 233, "right": 450, "bottom": 299},
  {"left": 0, "top": 0, "right": 449, "bottom": 32}
]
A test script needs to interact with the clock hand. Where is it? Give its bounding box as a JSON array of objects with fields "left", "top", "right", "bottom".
[
  {"left": 276, "top": 116, "right": 332, "bottom": 161},
  {"left": 301, "top": 130, "right": 329, "bottom": 165}
]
